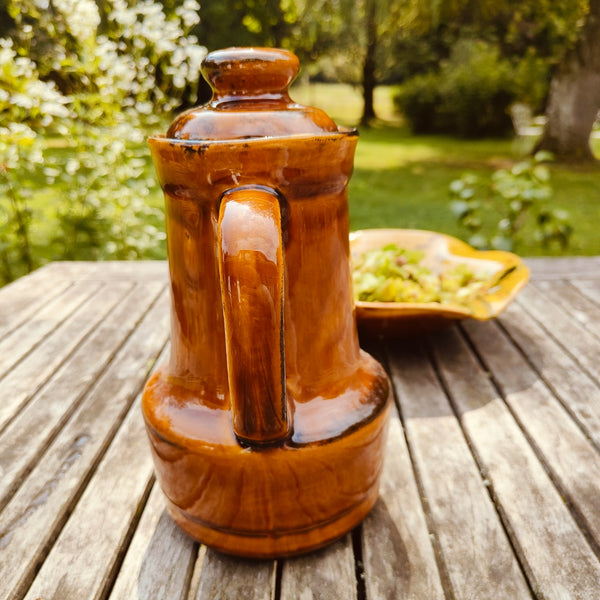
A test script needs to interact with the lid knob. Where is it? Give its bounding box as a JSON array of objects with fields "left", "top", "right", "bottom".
[
  {"left": 166, "top": 47, "right": 339, "bottom": 140},
  {"left": 202, "top": 47, "right": 299, "bottom": 101}
]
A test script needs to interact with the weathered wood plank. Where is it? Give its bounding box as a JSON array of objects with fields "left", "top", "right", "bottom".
[
  {"left": 108, "top": 483, "right": 197, "bottom": 600},
  {"left": 431, "top": 326, "right": 600, "bottom": 599},
  {"left": 533, "top": 279, "right": 600, "bottom": 341},
  {"left": 1, "top": 258, "right": 598, "bottom": 600},
  {"left": 464, "top": 318, "right": 600, "bottom": 551},
  {"left": 498, "top": 302, "right": 600, "bottom": 448},
  {"left": 0, "top": 272, "right": 71, "bottom": 340},
  {"left": 361, "top": 407, "right": 445, "bottom": 600},
  {"left": 280, "top": 534, "right": 357, "bottom": 600},
  {"left": 0, "top": 281, "right": 133, "bottom": 434},
  {"left": 0, "top": 280, "right": 102, "bottom": 380},
  {"left": 0, "top": 291, "right": 169, "bottom": 600},
  {"left": 517, "top": 283, "right": 600, "bottom": 385},
  {"left": 192, "top": 550, "right": 275, "bottom": 600},
  {"left": 571, "top": 279, "right": 600, "bottom": 312},
  {"left": 0, "top": 281, "right": 165, "bottom": 509},
  {"left": 389, "top": 339, "right": 531, "bottom": 600},
  {"left": 23, "top": 396, "right": 155, "bottom": 600},
  {"left": 525, "top": 256, "right": 600, "bottom": 280},
  {"left": 41, "top": 260, "right": 168, "bottom": 282}
]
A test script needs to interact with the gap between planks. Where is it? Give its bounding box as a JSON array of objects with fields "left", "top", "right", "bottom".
[
  {"left": 429, "top": 325, "right": 600, "bottom": 598},
  {"left": 0, "top": 281, "right": 166, "bottom": 512},
  {"left": 0, "top": 294, "right": 170, "bottom": 600},
  {"left": 388, "top": 336, "right": 532, "bottom": 599},
  {"left": 461, "top": 318, "right": 600, "bottom": 560}
]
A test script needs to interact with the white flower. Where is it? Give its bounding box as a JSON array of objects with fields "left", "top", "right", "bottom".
[
  {"left": 65, "top": 158, "right": 81, "bottom": 175},
  {"left": 53, "top": 0, "right": 100, "bottom": 41},
  {"left": 12, "top": 93, "right": 35, "bottom": 109}
]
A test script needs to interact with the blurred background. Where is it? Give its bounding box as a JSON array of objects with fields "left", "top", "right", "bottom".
[{"left": 1, "top": 0, "right": 599, "bottom": 285}]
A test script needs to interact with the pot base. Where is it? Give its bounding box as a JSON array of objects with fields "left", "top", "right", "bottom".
[
  {"left": 165, "top": 484, "right": 379, "bottom": 558},
  {"left": 142, "top": 354, "right": 391, "bottom": 558}
]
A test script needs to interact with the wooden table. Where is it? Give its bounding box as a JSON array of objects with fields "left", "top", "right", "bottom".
[{"left": 1, "top": 258, "right": 600, "bottom": 600}]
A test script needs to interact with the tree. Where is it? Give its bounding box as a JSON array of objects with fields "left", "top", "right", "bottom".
[
  {"left": 537, "top": 0, "right": 600, "bottom": 162},
  {"left": 351, "top": 0, "right": 417, "bottom": 125},
  {"left": 193, "top": 0, "right": 296, "bottom": 51},
  {"left": 0, "top": 0, "right": 205, "bottom": 282},
  {"left": 360, "top": 0, "right": 379, "bottom": 125},
  {"left": 191, "top": 0, "right": 413, "bottom": 125},
  {"left": 294, "top": 0, "right": 414, "bottom": 126}
]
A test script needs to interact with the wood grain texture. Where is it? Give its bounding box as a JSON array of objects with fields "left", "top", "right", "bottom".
[
  {"left": 0, "top": 281, "right": 165, "bottom": 509},
  {"left": 0, "top": 281, "right": 133, "bottom": 433},
  {"left": 0, "top": 292, "right": 169, "bottom": 600},
  {"left": 571, "top": 279, "right": 600, "bottom": 324},
  {"left": 464, "top": 318, "right": 600, "bottom": 551},
  {"left": 525, "top": 256, "right": 600, "bottom": 279},
  {"left": 108, "top": 483, "right": 197, "bottom": 600},
  {"left": 192, "top": 550, "right": 275, "bottom": 600},
  {"left": 517, "top": 283, "right": 600, "bottom": 385},
  {"left": 23, "top": 396, "right": 155, "bottom": 600},
  {"left": 533, "top": 279, "right": 600, "bottom": 340},
  {"left": 280, "top": 534, "right": 357, "bottom": 600},
  {"left": 2, "top": 259, "right": 600, "bottom": 600},
  {"left": 362, "top": 408, "right": 445, "bottom": 600},
  {"left": 0, "top": 272, "right": 70, "bottom": 339},
  {"left": 431, "top": 326, "right": 600, "bottom": 599},
  {"left": 40, "top": 260, "right": 169, "bottom": 281},
  {"left": 498, "top": 302, "right": 600, "bottom": 448},
  {"left": 0, "top": 280, "right": 101, "bottom": 380},
  {"left": 389, "top": 340, "right": 531, "bottom": 600}
]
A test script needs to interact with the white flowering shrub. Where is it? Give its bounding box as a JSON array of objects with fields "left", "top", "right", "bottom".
[
  {"left": 0, "top": 38, "right": 71, "bottom": 281},
  {"left": 0, "top": 0, "right": 205, "bottom": 283}
]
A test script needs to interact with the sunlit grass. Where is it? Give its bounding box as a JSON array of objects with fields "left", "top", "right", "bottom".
[
  {"left": 348, "top": 126, "right": 600, "bottom": 256},
  {"left": 290, "top": 82, "right": 401, "bottom": 126},
  {"left": 289, "top": 81, "right": 599, "bottom": 257},
  {"left": 25, "top": 84, "right": 600, "bottom": 261}
]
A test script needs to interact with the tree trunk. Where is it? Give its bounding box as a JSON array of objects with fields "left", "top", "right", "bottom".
[
  {"left": 360, "top": 0, "right": 378, "bottom": 126},
  {"left": 537, "top": 0, "right": 600, "bottom": 162}
]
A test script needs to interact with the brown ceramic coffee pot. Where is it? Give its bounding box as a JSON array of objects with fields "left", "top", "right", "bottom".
[{"left": 142, "top": 47, "right": 391, "bottom": 558}]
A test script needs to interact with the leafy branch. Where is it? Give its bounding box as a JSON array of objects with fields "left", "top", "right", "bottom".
[{"left": 449, "top": 151, "right": 573, "bottom": 252}]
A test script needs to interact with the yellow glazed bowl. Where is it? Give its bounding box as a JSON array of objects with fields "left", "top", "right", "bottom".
[{"left": 350, "top": 228, "right": 530, "bottom": 337}]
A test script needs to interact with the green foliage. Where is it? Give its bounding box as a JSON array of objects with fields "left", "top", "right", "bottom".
[
  {"left": 193, "top": 0, "right": 296, "bottom": 51},
  {"left": 0, "top": 0, "right": 203, "bottom": 285},
  {"left": 416, "top": 0, "right": 587, "bottom": 63},
  {"left": 511, "top": 49, "right": 551, "bottom": 113},
  {"left": 0, "top": 39, "right": 68, "bottom": 281},
  {"left": 0, "top": 165, "right": 34, "bottom": 282},
  {"left": 449, "top": 152, "right": 573, "bottom": 251},
  {"left": 294, "top": 0, "right": 588, "bottom": 125},
  {"left": 44, "top": 123, "right": 166, "bottom": 261},
  {"left": 392, "top": 71, "right": 441, "bottom": 132},
  {"left": 395, "top": 39, "right": 517, "bottom": 137}
]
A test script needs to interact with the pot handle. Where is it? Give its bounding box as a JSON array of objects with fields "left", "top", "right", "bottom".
[{"left": 218, "top": 185, "right": 290, "bottom": 446}]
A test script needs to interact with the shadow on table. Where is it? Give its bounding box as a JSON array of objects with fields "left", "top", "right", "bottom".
[{"left": 365, "top": 319, "right": 543, "bottom": 421}]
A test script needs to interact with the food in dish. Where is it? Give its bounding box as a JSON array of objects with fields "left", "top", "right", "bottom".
[{"left": 352, "top": 244, "right": 494, "bottom": 307}]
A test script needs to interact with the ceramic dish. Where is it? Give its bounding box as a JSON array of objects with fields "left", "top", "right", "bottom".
[{"left": 350, "top": 228, "right": 530, "bottom": 337}]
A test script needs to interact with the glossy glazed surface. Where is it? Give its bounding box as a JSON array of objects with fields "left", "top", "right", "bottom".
[
  {"left": 167, "top": 47, "right": 338, "bottom": 140},
  {"left": 142, "top": 48, "right": 391, "bottom": 557},
  {"left": 218, "top": 187, "right": 289, "bottom": 445},
  {"left": 350, "top": 228, "right": 530, "bottom": 338}
]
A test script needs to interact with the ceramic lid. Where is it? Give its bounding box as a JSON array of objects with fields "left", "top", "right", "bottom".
[{"left": 166, "top": 47, "right": 339, "bottom": 140}]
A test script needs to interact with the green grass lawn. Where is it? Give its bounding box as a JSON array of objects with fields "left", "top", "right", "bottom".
[
  {"left": 291, "top": 83, "right": 600, "bottom": 256},
  {"left": 348, "top": 125, "right": 600, "bottom": 256},
  {"left": 22, "top": 83, "right": 600, "bottom": 267}
]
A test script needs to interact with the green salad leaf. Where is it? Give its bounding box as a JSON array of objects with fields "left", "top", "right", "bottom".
[{"left": 352, "top": 244, "right": 491, "bottom": 306}]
